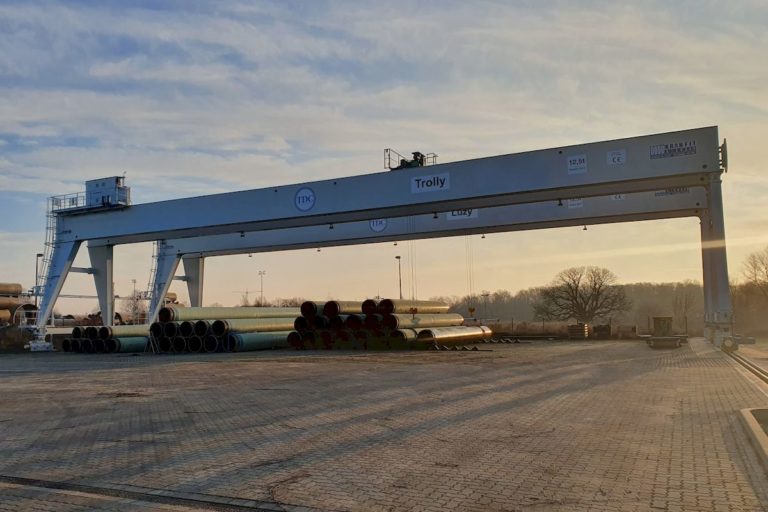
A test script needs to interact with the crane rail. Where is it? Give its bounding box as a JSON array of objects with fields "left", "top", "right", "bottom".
[{"left": 728, "top": 351, "right": 768, "bottom": 385}]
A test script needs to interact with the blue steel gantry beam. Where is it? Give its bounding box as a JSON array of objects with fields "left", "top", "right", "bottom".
[
  {"left": 60, "top": 127, "right": 717, "bottom": 246},
  {"left": 146, "top": 187, "right": 708, "bottom": 317},
  {"left": 37, "top": 126, "right": 731, "bottom": 345}
]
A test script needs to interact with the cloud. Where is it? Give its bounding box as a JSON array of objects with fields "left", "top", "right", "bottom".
[{"left": 1, "top": 0, "right": 767, "bottom": 309}]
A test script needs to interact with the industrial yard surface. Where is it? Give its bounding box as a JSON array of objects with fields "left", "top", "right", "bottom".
[{"left": 1, "top": 339, "right": 768, "bottom": 512}]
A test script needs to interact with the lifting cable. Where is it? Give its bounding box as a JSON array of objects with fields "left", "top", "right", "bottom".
[
  {"left": 465, "top": 235, "right": 476, "bottom": 307},
  {"left": 407, "top": 216, "right": 418, "bottom": 300}
]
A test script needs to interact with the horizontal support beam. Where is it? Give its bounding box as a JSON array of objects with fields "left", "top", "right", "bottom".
[
  {"left": 157, "top": 188, "right": 707, "bottom": 258},
  {"left": 55, "top": 294, "right": 145, "bottom": 300},
  {"left": 172, "top": 276, "right": 189, "bottom": 282},
  {"left": 69, "top": 267, "right": 95, "bottom": 274},
  {"left": 62, "top": 126, "right": 718, "bottom": 246}
]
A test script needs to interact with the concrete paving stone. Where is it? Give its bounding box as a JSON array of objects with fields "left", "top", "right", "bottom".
[{"left": 1, "top": 339, "right": 768, "bottom": 511}]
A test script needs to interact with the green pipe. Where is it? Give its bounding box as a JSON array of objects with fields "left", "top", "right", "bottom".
[
  {"left": 227, "top": 331, "right": 292, "bottom": 352},
  {"left": 382, "top": 313, "right": 464, "bottom": 330},
  {"left": 361, "top": 299, "right": 378, "bottom": 315},
  {"left": 344, "top": 314, "right": 365, "bottom": 329},
  {"left": 172, "top": 336, "right": 187, "bottom": 353},
  {"left": 287, "top": 331, "right": 303, "bottom": 349},
  {"left": 309, "top": 315, "right": 330, "bottom": 329},
  {"left": 377, "top": 299, "right": 449, "bottom": 315},
  {"left": 328, "top": 315, "right": 349, "bottom": 330},
  {"left": 104, "top": 338, "right": 118, "bottom": 353},
  {"left": 164, "top": 322, "right": 181, "bottom": 337},
  {"left": 82, "top": 338, "right": 95, "bottom": 353},
  {"left": 150, "top": 322, "right": 164, "bottom": 338},
  {"left": 322, "top": 300, "right": 362, "bottom": 317},
  {"left": 99, "top": 324, "right": 151, "bottom": 340},
  {"left": 203, "top": 335, "right": 220, "bottom": 353},
  {"left": 93, "top": 339, "right": 107, "bottom": 353},
  {"left": 159, "top": 306, "right": 299, "bottom": 322},
  {"left": 113, "top": 337, "right": 148, "bottom": 353},
  {"left": 211, "top": 317, "right": 297, "bottom": 336},
  {"left": 390, "top": 328, "right": 419, "bottom": 341},
  {"left": 316, "top": 329, "right": 335, "bottom": 349},
  {"left": 300, "top": 300, "right": 324, "bottom": 317},
  {"left": 294, "top": 316, "right": 310, "bottom": 331},
  {"left": 194, "top": 320, "right": 211, "bottom": 336},
  {"left": 187, "top": 335, "right": 203, "bottom": 353},
  {"left": 333, "top": 329, "right": 355, "bottom": 350},
  {"left": 415, "top": 326, "right": 492, "bottom": 346},
  {"left": 301, "top": 331, "right": 318, "bottom": 349}
]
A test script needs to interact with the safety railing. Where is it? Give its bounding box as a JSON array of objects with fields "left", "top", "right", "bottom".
[
  {"left": 50, "top": 192, "right": 87, "bottom": 211},
  {"left": 384, "top": 148, "right": 438, "bottom": 170}
]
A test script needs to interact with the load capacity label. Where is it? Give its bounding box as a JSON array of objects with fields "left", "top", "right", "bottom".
[{"left": 567, "top": 154, "right": 587, "bottom": 174}]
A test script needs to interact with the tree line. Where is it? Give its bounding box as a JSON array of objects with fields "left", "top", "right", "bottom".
[{"left": 433, "top": 245, "right": 768, "bottom": 337}]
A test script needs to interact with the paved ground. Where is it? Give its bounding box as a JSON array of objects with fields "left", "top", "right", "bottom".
[
  {"left": 1, "top": 339, "right": 768, "bottom": 511},
  {"left": 739, "top": 337, "right": 768, "bottom": 372}
]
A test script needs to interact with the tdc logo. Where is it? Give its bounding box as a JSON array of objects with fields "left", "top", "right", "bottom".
[
  {"left": 294, "top": 187, "right": 316, "bottom": 211},
  {"left": 369, "top": 219, "right": 387, "bottom": 232}
]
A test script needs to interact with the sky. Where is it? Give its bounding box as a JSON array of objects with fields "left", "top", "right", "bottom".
[{"left": 1, "top": 0, "right": 767, "bottom": 314}]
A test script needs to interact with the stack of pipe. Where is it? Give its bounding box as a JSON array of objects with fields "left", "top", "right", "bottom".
[
  {"left": 290, "top": 299, "right": 492, "bottom": 350},
  {"left": 59, "top": 302, "right": 491, "bottom": 354},
  {"left": 62, "top": 324, "right": 149, "bottom": 354},
  {"left": 148, "top": 306, "right": 298, "bottom": 354}
]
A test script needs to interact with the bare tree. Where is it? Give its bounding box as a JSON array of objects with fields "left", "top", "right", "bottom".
[
  {"left": 533, "top": 266, "right": 631, "bottom": 323},
  {"left": 673, "top": 281, "right": 699, "bottom": 333},
  {"left": 274, "top": 297, "right": 305, "bottom": 307},
  {"left": 119, "top": 290, "right": 147, "bottom": 325},
  {"left": 743, "top": 246, "right": 768, "bottom": 300}
]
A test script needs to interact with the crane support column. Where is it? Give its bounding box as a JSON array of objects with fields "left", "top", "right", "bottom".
[
  {"left": 88, "top": 244, "right": 114, "bottom": 326},
  {"left": 701, "top": 173, "right": 732, "bottom": 345},
  {"left": 36, "top": 240, "right": 81, "bottom": 334},
  {"left": 699, "top": 211, "right": 714, "bottom": 335},
  {"left": 148, "top": 250, "right": 181, "bottom": 322},
  {"left": 182, "top": 256, "right": 205, "bottom": 307}
]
